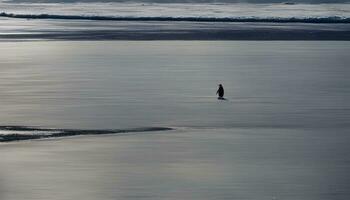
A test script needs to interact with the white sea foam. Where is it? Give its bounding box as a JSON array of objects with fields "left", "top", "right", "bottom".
[
  {"left": 0, "top": 129, "right": 62, "bottom": 135},
  {"left": 0, "top": 2, "right": 349, "bottom": 21}
]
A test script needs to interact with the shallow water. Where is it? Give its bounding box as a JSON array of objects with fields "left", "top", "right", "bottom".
[
  {"left": 1, "top": 41, "right": 350, "bottom": 199},
  {"left": 0, "top": 41, "right": 349, "bottom": 130},
  {"left": 1, "top": 128, "right": 350, "bottom": 200}
]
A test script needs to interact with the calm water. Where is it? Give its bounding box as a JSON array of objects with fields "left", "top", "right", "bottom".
[
  {"left": 1, "top": 41, "right": 350, "bottom": 200},
  {"left": 0, "top": 41, "right": 349, "bottom": 130},
  {"left": 0, "top": 127, "right": 349, "bottom": 200}
]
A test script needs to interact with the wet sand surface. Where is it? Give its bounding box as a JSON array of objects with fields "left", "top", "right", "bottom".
[{"left": 1, "top": 128, "right": 350, "bottom": 200}]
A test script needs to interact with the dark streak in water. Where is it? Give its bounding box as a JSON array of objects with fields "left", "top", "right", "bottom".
[
  {"left": 0, "top": 12, "right": 349, "bottom": 23},
  {"left": 0, "top": 126, "right": 173, "bottom": 142}
]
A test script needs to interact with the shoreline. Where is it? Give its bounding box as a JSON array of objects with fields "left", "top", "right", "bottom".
[{"left": 1, "top": 19, "right": 350, "bottom": 41}]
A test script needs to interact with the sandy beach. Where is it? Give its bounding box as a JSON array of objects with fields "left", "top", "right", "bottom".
[{"left": 1, "top": 127, "right": 350, "bottom": 200}]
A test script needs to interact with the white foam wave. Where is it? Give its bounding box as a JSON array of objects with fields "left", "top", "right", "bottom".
[{"left": 0, "top": 3, "right": 349, "bottom": 21}]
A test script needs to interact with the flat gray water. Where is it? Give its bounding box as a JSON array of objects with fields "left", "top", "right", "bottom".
[
  {"left": 0, "top": 41, "right": 349, "bottom": 130},
  {"left": 1, "top": 41, "right": 350, "bottom": 200},
  {"left": 1, "top": 128, "right": 350, "bottom": 200}
]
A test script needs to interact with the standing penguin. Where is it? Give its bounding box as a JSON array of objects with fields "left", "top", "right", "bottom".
[{"left": 216, "top": 84, "right": 224, "bottom": 99}]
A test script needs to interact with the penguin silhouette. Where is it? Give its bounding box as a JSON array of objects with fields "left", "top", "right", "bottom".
[{"left": 217, "top": 84, "right": 225, "bottom": 100}]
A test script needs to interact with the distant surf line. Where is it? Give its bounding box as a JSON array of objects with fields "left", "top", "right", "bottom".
[{"left": 1, "top": 12, "right": 349, "bottom": 23}]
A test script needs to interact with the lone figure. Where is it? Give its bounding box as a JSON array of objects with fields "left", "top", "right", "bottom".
[{"left": 216, "top": 84, "right": 224, "bottom": 99}]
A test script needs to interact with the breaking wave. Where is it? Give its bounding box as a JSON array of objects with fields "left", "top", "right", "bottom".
[
  {"left": 0, "top": 126, "right": 173, "bottom": 142},
  {"left": 0, "top": 12, "right": 349, "bottom": 23}
]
